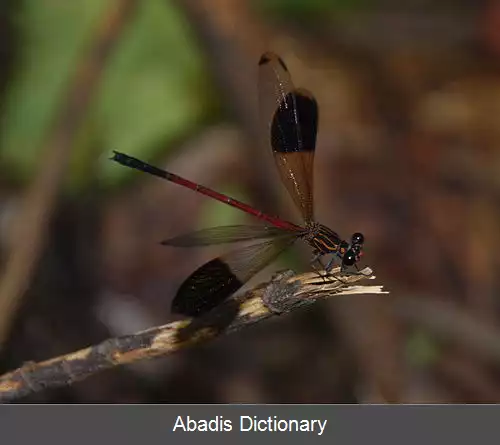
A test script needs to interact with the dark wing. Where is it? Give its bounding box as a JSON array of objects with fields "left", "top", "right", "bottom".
[
  {"left": 258, "top": 52, "right": 318, "bottom": 224},
  {"left": 171, "top": 235, "right": 297, "bottom": 317},
  {"left": 161, "top": 225, "right": 289, "bottom": 247}
]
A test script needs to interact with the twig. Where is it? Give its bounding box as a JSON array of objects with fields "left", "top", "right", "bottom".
[
  {"left": 0, "top": 0, "right": 138, "bottom": 349},
  {"left": 0, "top": 266, "right": 385, "bottom": 402}
]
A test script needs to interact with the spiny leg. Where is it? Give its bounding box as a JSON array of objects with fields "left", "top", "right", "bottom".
[
  {"left": 316, "top": 253, "right": 349, "bottom": 285},
  {"left": 326, "top": 253, "right": 351, "bottom": 284},
  {"left": 309, "top": 253, "right": 330, "bottom": 283},
  {"left": 324, "top": 255, "right": 340, "bottom": 273}
]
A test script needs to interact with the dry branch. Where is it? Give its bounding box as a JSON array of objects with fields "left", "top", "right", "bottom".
[{"left": 0, "top": 266, "right": 385, "bottom": 402}]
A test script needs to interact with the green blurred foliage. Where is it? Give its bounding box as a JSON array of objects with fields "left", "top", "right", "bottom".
[
  {"left": 406, "top": 329, "right": 441, "bottom": 367},
  {"left": 0, "top": 0, "right": 104, "bottom": 182},
  {"left": 202, "top": 185, "right": 250, "bottom": 229},
  {"left": 256, "top": 0, "right": 368, "bottom": 23},
  {"left": 0, "top": 0, "right": 216, "bottom": 189}
]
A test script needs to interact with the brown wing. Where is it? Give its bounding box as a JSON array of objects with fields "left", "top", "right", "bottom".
[
  {"left": 258, "top": 52, "right": 318, "bottom": 224},
  {"left": 171, "top": 235, "right": 297, "bottom": 317},
  {"left": 161, "top": 225, "right": 288, "bottom": 246}
]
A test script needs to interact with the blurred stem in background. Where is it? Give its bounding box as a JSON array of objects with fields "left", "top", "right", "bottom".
[{"left": 0, "top": 0, "right": 139, "bottom": 349}]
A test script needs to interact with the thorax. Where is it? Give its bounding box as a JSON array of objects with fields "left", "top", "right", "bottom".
[{"left": 302, "top": 222, "right": 344, "bottom": 254}]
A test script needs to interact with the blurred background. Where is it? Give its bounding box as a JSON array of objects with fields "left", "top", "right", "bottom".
[{"left": 1, "top": 0, "right": 500, "bottom": 403}]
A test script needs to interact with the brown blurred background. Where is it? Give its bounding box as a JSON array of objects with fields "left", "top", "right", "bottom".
[{"left": 1, "top": 0, "right": 500, "bottom": 403}]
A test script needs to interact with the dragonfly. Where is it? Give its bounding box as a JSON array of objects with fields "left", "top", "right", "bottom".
[{"left": 111, "top": 51, "right": 365, "bottom": 317}]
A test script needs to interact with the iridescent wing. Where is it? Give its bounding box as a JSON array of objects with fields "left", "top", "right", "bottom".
[
  {"left": 171, "top": 235, "right": 296, "bottom": 316},
  {"left": 161, "top": 225, "right": 290, "bottom": 247},
  {"left": 258, "top": 52, "right": 318, "bottom": 224}
]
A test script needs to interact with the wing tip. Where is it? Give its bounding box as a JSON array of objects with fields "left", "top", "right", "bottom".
[
  {"left": 259, "top": 51, "right": 288, "bottom": 72},
  {"left": 171, "top": 257, "right": 244, "bottom": 317}
]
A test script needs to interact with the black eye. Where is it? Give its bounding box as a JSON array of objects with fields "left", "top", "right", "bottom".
[
  {"left": 342, "top": 250, "right": 357, "bottom": 266},
  {"left": 351, "top": 232, "right": 364, "bottom": 246}
]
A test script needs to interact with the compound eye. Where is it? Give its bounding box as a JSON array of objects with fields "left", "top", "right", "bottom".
[
  {"left": 342, "top": 250, "right": 357, "bottom": 266},
  {"left": 351, "top": 232, "right": 364, "bottom": 246}
]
